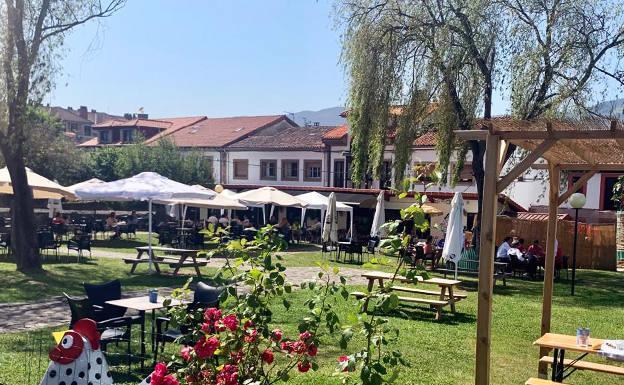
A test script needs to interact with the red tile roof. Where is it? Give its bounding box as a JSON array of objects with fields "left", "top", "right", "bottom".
[
  {"left": 228, "top": 126, "right": 336, "bottom": 150},
  {"left": 413, "top": 131, "right": 437, "bottom": 146},
  {"left": 322, "top": 125, "right": 348, "bottom": 140},
  {"left": 148, "top": 115, "right": 297, "bottom": 148},
  {"left": 93, "top": 116, "right": 205, "bottom": 131}
]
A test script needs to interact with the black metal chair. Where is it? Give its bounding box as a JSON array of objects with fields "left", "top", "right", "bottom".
[
  {"left": 0, "top": 232, "right": 11, "bottom": 256},
  {"left": 37, "top": 231, "right": 60, "bottom": 259},
  {"left": 68, "top": 234, "right": 92, "bottom": 260},
  {"left": 83, "top": 280, "right": 142, "bottom": 324},
  {"left": 63, "top": 293, "right": 133, "bottom": 368},
  {"left": 154, "top": 283, "right": 225, "bottom": 360},
  {"left": 93, "top": 219, "right": 106, "bottom": 239}
]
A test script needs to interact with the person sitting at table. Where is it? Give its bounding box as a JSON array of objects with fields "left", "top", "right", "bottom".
[
  {"left": 512, "top": 238, "right": 526, "bottom": 253},
  {"left": 52, "top": 212, "right": 66, "bottom": 225},
  {"left": 496, "top": 236, "right": 513, "bottom": 262},
  {"left": 219, "top": 214, "right": 229, "bottom": 228},
  {"left": 231, "top": 216, "right": 241, "bottom": 226},
  {"left": 242, "top": 216, "right": 252, "bottom": 228},
  {"left": 106, "top": 212, "right": 121, "bottom": 239},
  {"left": 527, "top": 239, "right": 545, "bottom": 265},
  {"left": 276, "top": 217, "right": 292, "bottom": 242},
  {"left": 268, "top": 215, "right": 278, "bottom": 225}
]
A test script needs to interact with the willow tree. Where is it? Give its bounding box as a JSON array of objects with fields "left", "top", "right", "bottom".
[
  {"left": 338, "top": 0, "right": 504, "bottom": 246},
  {"left": 1, "top": 0, "right": 124, "bottom": 272}
]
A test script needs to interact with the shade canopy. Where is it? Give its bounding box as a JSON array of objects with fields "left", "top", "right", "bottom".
[
  {"left": 67, "top": 178, "right": 105, "bottom": 192},
  {"left": 370, "top": 191, "right": 385, "bottom": 238},
  {"left": 322, "top": 192, "right": 338, "bottom": 243},
  {"left": 0, "top": 167, "right": 77, "bottom": 200},
  {"left": 236, "top": 187, "right": 308, "bottom": 208},
  {"left": 74, "top": 172, "right": 215, "bottom": 202},
  {"left": 297, "top": 191, "right": 352, "bottom": 212},
  {"left": 161, "top": 194, "right": 247, "bottom": 210}
]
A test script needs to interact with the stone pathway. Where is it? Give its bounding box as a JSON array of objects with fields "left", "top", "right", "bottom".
[{"left": 0, "top": 263, "right": 368, "bottom": 333}]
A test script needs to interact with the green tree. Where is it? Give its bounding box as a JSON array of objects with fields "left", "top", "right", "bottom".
[{"left": 0, "top": 0, "right": 124, "bottom": 272}]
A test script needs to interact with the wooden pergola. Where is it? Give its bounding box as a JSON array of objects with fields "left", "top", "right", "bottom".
[{"left": 455, "top": 117, "right": 624, "bottom": 385}]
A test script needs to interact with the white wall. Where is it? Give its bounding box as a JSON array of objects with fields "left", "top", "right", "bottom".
[{"left": 225, "top": 150, "right": 330, "bottom": 187}]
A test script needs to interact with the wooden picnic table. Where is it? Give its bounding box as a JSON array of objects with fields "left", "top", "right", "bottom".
[
  {"left": 534, "top": 333, "right": 624, "bottom": 382},
  {"left": 106, "top": 295, "right": 188, "bottom": 370},
  {"left": 123, "top": 246, "right": 206, "bottom": 277},
  {"left": 356, "top": 271, "right": 466, "bottom": 320}
]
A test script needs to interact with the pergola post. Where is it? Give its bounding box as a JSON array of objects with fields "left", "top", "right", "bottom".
[
  {"left": 538, "top": 162, "right": 560, "bottom": 376},
  {"left": 475, "top": 134, "right": 500, "bottom": 385}
]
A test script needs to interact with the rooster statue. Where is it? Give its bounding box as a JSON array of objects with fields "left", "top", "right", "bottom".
[{"left": 40, "top": 319, "right": 114, "bottom": 385}]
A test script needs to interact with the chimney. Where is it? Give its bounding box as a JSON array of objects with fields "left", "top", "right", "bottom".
[
  {"left": 313, "top": 122, "right": 320, "bottom": 127},
  {"left": 78, "top": 106, "right": 88, "bottom": 120},
  {"left": 91, "top": 109, "right": 96, "bottom": 113},
  {"left": 67, "top": 106, "right": 73, "bottom": 111},
  {"left": 124, "top": 113, "right": 133, "bottom": 120}
]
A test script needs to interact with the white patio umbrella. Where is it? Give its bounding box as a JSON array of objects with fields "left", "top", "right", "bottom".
[
  {"left": 322, "top": 192, "right": 338, "bottom": 244},
  {"left": 442, "top": 192, "right": 465, "bottom": 279},
  {"left": 66, "top": 178, "right": 105, "bottom": 195},
  {"left": 0, "top": 167, "right": 77, "bottom": 200},
  {"left": 236, "top": 187, "right": 308, "bottom": 224},
  {"left": 370, "top": 191, "right": 386, "bottom": 238},
  {"left": 298, "top": 191, "right": 353, "bottom": 235},
  {"left": 74, "top": 172, "right": 215, "bottom": 272}
]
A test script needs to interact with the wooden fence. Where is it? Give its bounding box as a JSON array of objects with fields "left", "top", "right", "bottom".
[{"left": 495, "top": 216, "right": 617, "bottom": 271}]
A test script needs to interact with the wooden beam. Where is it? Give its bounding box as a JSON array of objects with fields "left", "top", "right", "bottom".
[
  {"left": 539, "top": 162, "right": 560, "bottom": 377},
  {"left": 475, "top": 134, "right": 500, "bottom": 385},
  {"left": 496, "top": 139, "right": 556, "bottom": 193},
  {"left": 454, "top": 129, "right": 624, "bottom": 141},
  {"left": 497, "top": 139, "right": 509, "bottom": 175},
  {"left": 558, "top": 140, "right": 596, "bottom": 166},
  {"left": 557, "top": 171, "right": 597, "bottom": 205}
]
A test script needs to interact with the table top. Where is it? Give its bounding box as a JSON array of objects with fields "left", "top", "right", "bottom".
[
  {"left": 136, "top": 246, "right": 198, "bottom": 254},
  {"left": 534, "top": 333, "right": 604, "bottom": 353},
  {"left": 106, "top": 295, "right": 189, "bottom": 312},
  {"left": 362, "top": 271, "right": 461, "bottom": 286}
]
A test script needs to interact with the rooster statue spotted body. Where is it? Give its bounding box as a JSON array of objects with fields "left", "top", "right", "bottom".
[{"left": 40, "top": 319, "right": 114, "bottom": 385}]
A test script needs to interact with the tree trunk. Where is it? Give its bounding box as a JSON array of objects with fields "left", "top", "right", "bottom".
[{"left": 1, "top": 144, "right": 41, "bottom": 272}]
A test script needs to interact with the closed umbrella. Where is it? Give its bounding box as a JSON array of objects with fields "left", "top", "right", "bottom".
[
  {"left": 0, "top": 167, "right": 76, "bottom": 200},
  {"left": 442, "top": 192, "right": 465, "bottom": 279},
  {"left": 75, "top": 172, "right": 215, "bottom": 272},
  {"left": 322, "top": 192, "right": 338, "bottom": 244},
  {"left": 370, "top": 191, "right": 385, "bottom": 238}
]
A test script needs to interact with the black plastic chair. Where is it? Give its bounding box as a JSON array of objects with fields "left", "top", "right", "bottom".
[
  {"left": 63, "top": 293, "right": 133, "bottom": 368},
  {"left": 93, "top": 219, "right": 105, "bottom": 239},
  {"left": 68, "top": 234, "right": 92, "bottom": 260},
  {"left": 0, "top": 232, "right": 11, "bottom": 256},
  {"left": 83, "top": 280, "right": 141, "bottom": 323},
  {"left": 154, "top": 283, "right": 225, "bottom": 360},
  {"left": 37, "top": 231, "right": 60, "bottom": 259}
]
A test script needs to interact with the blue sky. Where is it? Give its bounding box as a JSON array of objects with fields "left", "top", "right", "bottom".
[{"left": 48, "top": 0, "right": 346, "bottom": 118}]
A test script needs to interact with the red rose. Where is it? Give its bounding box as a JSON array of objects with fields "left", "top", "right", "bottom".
[
  {"left": 194, "top": 336, "right": 219, "bottom": 359},
  {"left": 230, "top": 350, "right": 244, "bottom": 364},
  {"left": 201, "top": 322, "right": 212, "bottom": 333},
  {"left": 338, "top": 356, "right": 353, "bottom": 372},
  {"left": 261, "top": 348, "right": 274, "bottom": 364},
  {"left": 307, "top": 343, "right": 317, "bottom": 356},
  {"left": 338, "top": 356, "right": 349, "bottom": 362},
  {"left": 180, "top": 346, "right": 193, "bottom": 361},
  {"left": 293, "top": 340, "right": 307, "bottom": 354},
  {"left": 244, "top": 329, "right": 258, "bottom": 343},
  {"left": 154, "top": 362, "right": 168, "bottom": 377},
  {"left": 216, "top": 364, "right": 238, "bottom": 385},
  {"left": 204, "top": 308, "right": 222, "bottom": 322},
  {"left": 271, "top": 329, "right": 283, "bottom": 342},
  {"left": 297, "top": 360, "right": 311, "bottom": 373},
  {"left": 162, "top": 374, "right": 179, "bottom": 385},
  {"left": 280, "top": 341, "right": 293, "bottom": 353},
  {"left": 299, "top": 331, "right": 312, "bottom": 341},
  {"left": 222, "top": 314, "right": 239, "bottom": 331},
  {"left": 244, "top": 320, "right": 255, "bottom": 329}
]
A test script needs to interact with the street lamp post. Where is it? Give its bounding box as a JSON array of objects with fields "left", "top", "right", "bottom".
[{"left": 568, "top": 192, "right": 586, "bottom": 296}]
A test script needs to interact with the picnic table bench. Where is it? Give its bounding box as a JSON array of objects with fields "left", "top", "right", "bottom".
[
  {"left": 123, "top": 246, "right": 207, "bottom": 277},
  {"left": 352, "top": 271, "right": 466, "bottom": 320},
  {"left": 534, "top": 333, "right": 624, "bottom": 382}
]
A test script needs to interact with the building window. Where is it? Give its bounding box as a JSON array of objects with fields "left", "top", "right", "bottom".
[
  {"left": 70, "top": 122, "right": 78, "bottom": 132},
  {"left": 99, "top": 131, "right": 110, "bottom": 143},
  {"left": 601, "top": 174, "right": 623, "bottom": 210},
  {"left": 260, "top": 160, "right": 277, "bottom": 180},
  {"left": 121, "top": 129, "right": 134, "bottom": 142},
  {"left": 84, "top": 125, "right": 92, "bottom": 137},
  {"left": 281, "top": 160, "right": 299, "bottom": 180},
  {"left": 233, "top": 159, "right": 248, "bottom": 180},
  {"left": 304, "top": 160, "right": 322, "bottom": 181},
  {"left": 380, "top": 160, "right": 392, "bottom": 188},
  {"left": 333, "top": 160, "right": 345, "bottom": 187}
]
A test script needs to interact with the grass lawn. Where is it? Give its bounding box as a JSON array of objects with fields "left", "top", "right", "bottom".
[
  {"left": 0, "top": 258, "right": 219, "bottom": 303},
  {"left": 1, "top": 262, "right": 624, "bottom": 384}
]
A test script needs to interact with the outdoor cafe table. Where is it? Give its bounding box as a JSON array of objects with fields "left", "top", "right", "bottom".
[
  {"left": 124, "top": 246, "right": 206, "bottom": 277},
  {"left": 106, "top": 295, "right": 189, "bottom": 370},
  {"left": 534, "top": 333, "right": 624, "bottom": 382},
  {"left": 359, "top": 271, "right": 464, "bottom": 320}
]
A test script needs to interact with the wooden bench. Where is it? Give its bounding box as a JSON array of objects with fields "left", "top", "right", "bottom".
[
  {"left": 351, "top": 291, "right": 449, "bottom": 320},
  {"left": 123, "top": 257, "right": 162, "bottom": 273},
  {"left": 539, "top": 355, "right": 624, "bottom": 376},
  {"left": 391, "top": 285, "right": 468, "bottom": 299},
  {"left": 526, "top": 378, "right": 572, "bottom": 385}
]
